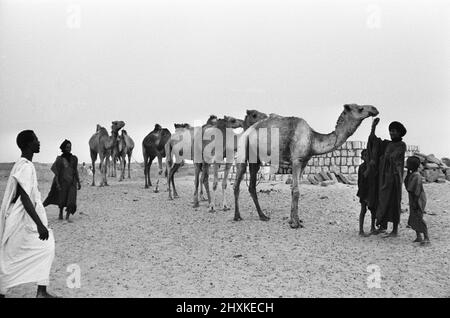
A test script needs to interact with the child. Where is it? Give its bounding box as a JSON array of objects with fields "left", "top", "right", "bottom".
[
  {"left": 404, "top": 156, "right": 430, "bottom": 245},
  {"left": 357, "top": 149, "right": 376, "bottom": 236}
]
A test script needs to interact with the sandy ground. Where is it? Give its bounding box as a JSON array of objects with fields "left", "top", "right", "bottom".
[{"left": 0, "top": 163, "right": 449, "bottom": 298}]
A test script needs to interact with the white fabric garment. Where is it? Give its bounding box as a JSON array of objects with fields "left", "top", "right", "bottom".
[{"left": 0, "top": 158, "right": 55, "bottom": 293}]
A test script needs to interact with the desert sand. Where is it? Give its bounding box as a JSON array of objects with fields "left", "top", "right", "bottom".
[{"left": 1, "top": 162, "right": 449, "bottom": 298}]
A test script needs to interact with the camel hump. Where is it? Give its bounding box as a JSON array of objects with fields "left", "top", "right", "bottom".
[
  {"left": 154, "top": 123, "right": 162, "bottom": 131},
  {"left": 269, "top": 113, "right": 283, "bottom": 118},
  {"left": 96, "top": 124, "right": 102, "bottom": 132}
]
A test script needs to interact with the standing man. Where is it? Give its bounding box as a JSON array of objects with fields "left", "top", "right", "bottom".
[
  {"left": 0, "top": 130, "right": 57, "bottom": 298},
  {"left": 370, "top": 118, "right": 407, "bottom": 237},
  {"left": 44, "top": 139, "right": 81, "bottom": 222}
]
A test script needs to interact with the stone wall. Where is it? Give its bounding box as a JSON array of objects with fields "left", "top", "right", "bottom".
[{"left": 303, "top": 141, "right": 420, "bottom": 180}]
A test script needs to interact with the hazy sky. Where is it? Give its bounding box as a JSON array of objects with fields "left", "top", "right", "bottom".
[{"left": 1, "top": 0, "right": 449, "bottom": 163}]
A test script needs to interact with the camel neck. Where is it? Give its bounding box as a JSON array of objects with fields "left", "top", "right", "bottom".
[{"left": 310, "top": 113, "right": 362, "bottom": 155}]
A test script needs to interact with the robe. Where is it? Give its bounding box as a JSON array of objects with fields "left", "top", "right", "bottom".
[
  {"left": 405, "top": 171, "right": 427, "bottom": 233},
  {"left": 43, "top": 155, "right": 79, "bottom": 214},
  {"left": 370, "top": 135, "right": 406, "bottom": 226},
  {"left": 0, "top": 158, "right": 55, "bottom": 293}
]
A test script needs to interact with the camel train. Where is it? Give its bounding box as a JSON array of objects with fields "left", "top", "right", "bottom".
[{"left": 88, "top": 104, "right": 378, "bottom": 228}]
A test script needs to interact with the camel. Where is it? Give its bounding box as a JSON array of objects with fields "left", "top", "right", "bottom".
[
  {"left": 210, "top": 110, "right": 269, "bottom": 211},
  {"left": 165, "top": 115, "right": 244, "bottom": 208},
  {"left": 117, "top": 129, "right": 135, "bottom": 181},
  {"left": 165, "top": 116, "right": 218, "bottom": 201},
  {"left": 142, "top": 124, "right": 171, "bottom": 191},
  {"left": 233, "top": 104, "right": 379, "bottom": 228},
  {"left": 88, "top": 121, "right": 125, "bottom": 186}
]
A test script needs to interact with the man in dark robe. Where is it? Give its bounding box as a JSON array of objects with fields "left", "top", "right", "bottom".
[
  {"left": 43, "top": 140, "right": 81, "bottom": 222},
  {"left": 370, "top": 119, "right": 407, "bottom": 237}
]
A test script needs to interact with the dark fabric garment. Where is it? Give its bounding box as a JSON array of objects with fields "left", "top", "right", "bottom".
[
  {"left": 357, "top": 161, "right": 369, "bottom": 203},
  {"left": 43, "top": 155, "right": 79, "bottom": 214},
  {"left": 364, "top": 134, "right": 381, "bottom": 212},
  {"left": 370, "top": 135, "right": 406, "bottom": 226},
  {"left": 405, "top": 172, "right": 427, "bottom": 233}
]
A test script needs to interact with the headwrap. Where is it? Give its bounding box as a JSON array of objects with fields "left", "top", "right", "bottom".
[
  {"left": 388, "top": 121, "right": 407, "bottom": 137},
  {"left": 60, "top": 139, "right": 71, "bottom": 152}
]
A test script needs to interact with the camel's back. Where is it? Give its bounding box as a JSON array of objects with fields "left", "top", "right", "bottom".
[
  {"left": 89, "top": 128, "right": 109, "bottom": 150},
  {"left": 252, "top": 116, "right": 312, "bottom": 161}
]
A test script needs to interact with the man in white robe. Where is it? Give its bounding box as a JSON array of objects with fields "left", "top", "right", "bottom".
[{"left": 0, "top": 130, "right": 57, "bottom": 298}]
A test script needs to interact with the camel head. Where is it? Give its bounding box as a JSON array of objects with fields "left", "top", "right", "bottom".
[
  {"left": 206, "top": 115, "right": 218, "bottom": 126},
  {"left": 111, "top": 121, "right": 125, "bottom": 133},
  {"left": 334, "top": 104, "right": 379, "bottom": 142},
  {"left": 174, "top": 123, "right": 191, "bottom": 130},
  {"left": 222, "top": 115, "right": 244, "bottom": 129},
  {"left": 342, "top": 104, "right": 379, "bottom": 120},
  {"left": 244, "top": 109, "right": 268, "bottom": 129}
]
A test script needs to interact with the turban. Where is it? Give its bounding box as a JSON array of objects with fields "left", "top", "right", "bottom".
[
  {"left": 60, "top": 139, "right": 71, "bottom": 152},
  {"left": 388, "top": 121, "right": 407, "bottom": 137}
]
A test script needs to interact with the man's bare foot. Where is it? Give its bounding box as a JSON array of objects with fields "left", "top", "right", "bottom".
[
  {"left": 413, "top": 238, "right": 423, "bottom": 243},
  {"left": 420, "top": 239, "right": 430, "bottom": 246},
  {"left": 359, "top": 232, "right": 371, "bottom": 237}
]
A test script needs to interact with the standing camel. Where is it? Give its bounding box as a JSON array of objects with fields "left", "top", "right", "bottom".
[
  {"left": 142, "top": 124, "right": 171, "bottom": 191},
  {"left": 88, "top": 121, "right": 125, "bottom": 186},
  {"left": 210, "top": 110, "right": 268, "bottom": 211},
  {"left": 164, "top": 115, "right": 244, "bottom": 210},
  {"left": 117, "top": 129, "right": 135, "bottom": 181},
  {"left": 233, "top": 104, "right": 379, "bottom": 228}
]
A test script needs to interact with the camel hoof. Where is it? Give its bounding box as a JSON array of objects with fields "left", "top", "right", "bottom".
[
  {"left": 233, "top": 216, "right": 243, "bottom": 221},
  {"left": 174, "top": 194, "right": 179, "bottom": 199},
  {"left": 168, "top": 196, "right": 173, "bottom": 201},
  {"left": 91, "top": 183, "right": 95, "bottom": 187},
  {"left": 289, "top": 221, "right": 303, "bottom": 229},
  {"left": 201, "top": 196, "right": 208, "bottom": 202},
  {"left": 260, "top": 215, "right": 270, "bottom": 221},
  {"left": 208, "top": 207, "right": 216, "bottom": 213},
  {"left": 193, "top": 202, "right": 199, "bottom": 208},
  {"left": 153, "top": 189, "right": 159, "bottom": 193}
]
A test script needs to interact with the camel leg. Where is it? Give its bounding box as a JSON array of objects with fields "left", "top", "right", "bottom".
[
  {"left": 147, "top": 157, "right": 154, "bottom": 188},
  {"left": 99, "top": 154, "right": 105, "bottom": 187},
  {"left": 210, "top": 163, "right": 220, "bottom": 212},
  {"left": 143, "top": 153, "right": 149, "bottom": 188},
  {"left": 167, "top": 163, "right": 181, "bottom": 200},
  {"left": 119, "top": 156, "right": 125, "bottom": 182},
  {"left": 154, "top": 154, "right": 163, "bottom": 193},
  {"left": 289, "top": 160, "right": 306, "bottom": 229},
  {"left": 222, "top": 162, "right": 232, "bottom": 211},
  {"left": 201, "top": 163, "right": 214, "bottom": 212},
  {"left": 193, "top": 163, "right": 201, "bottom": 208},
  {"left": 127, "top": 153, "right": 132, "bottom": 179},
  {"left": 248, "top": 163, "right": 269, "bottom": 221},
  {"left": 90, "top": 150, "right": 97, "bottom": 186},
  {"left": 104, "top": 155, "right": 110, "bottom": 186},
  {"left": 233, "top": 163, "right": 247, "bottom": 221},
  {"left": 171, "top": 165, "right": 179, "bottom": 198}
]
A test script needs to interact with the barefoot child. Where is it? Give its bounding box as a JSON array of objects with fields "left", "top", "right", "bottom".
[
  {"left": 404, "top": 156, "right": 430, "bottom": 245},
  {"left": 357, "top": 149, "right": 376, "bottom": 236}
]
